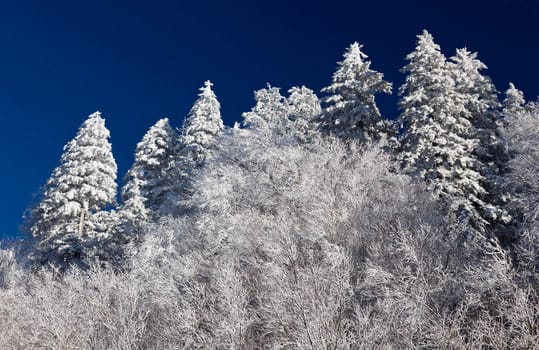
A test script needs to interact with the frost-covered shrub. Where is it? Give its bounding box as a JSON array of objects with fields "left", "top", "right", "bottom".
[
  {"left": 0, "top": 265, "right": 148, "bottom": 350},
  {"left": 502, "top": 103, "right": 539, "bottom": 289},
  {"left": 0, "top": 248, "right": 16, "bottom": 289},
  {"left": 503, "top": 103, "right": 539, "bottom": 222},
  {"left": 1, "top": 131, "right": 538, "bottom": 349}
]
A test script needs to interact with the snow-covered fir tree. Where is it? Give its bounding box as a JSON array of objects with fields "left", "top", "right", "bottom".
[
  {"left": 318, "top": 42, "right": 392, "bottom": 141},
  {"left": 503, "top": 82, "right": 526, "bottom": 118},
  {"left": 119, "top": 174, "right": 148, "bottom": 224},
  {"left": 28, "top": 112, "right": 117, "bottom": 261},
  {"left": 179, "top": 80, "right": 224, "bottom": 165},
  {"left": 398, "top": 30, "right": 490, "bottom": 233},
  {"left": 287, "top": 86, "right": 321, "bottom": 142},
  {"left": 120, "top": 117, "right": 177, "bottom": 219},
  {"left": 242, "top": 84, "right": 290, "bottom": 135},
  {"left": 166, "top": 81, "right": 224, "bottom": 212},
  {"left": 111, "top": 177, "right": 146, "bottom": 257},
  {"left": 450, "top": 48, "right": 501, "bottom": 135},
  {"left": 450, "top": 48, "right": 511, "bottom": 227}
]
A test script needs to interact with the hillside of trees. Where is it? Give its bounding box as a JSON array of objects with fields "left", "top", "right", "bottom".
[{"left": 1, "top": 30, "right": 538, "bottom": 349}]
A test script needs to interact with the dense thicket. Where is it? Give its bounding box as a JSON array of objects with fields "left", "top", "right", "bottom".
[{"left": 1, "top": 30, "right": 538, "bottom": 349}]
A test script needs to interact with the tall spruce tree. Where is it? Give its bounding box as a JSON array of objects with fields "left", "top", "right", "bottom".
[
  {"left": 179, "top": 80, "right": 224, "bottom": 165},
  {"left": 121, "top": 118, "right": 177, "bottom": 220},
  {"left": 166, "top": 81, "right": 224, "bottom": 213},
  {"left": 28, "top": 112, "right": 117, "bottom": 260},
  {"left": 318, "top": 42, "right": 392, "bottom": 141},
  {"left": 503, "top": 82, "right": 526, "bottom": 118},
  {"left": 398, "top": 30, "right": 489, "bottom": 233},
  {"left": 450, "top": 48, "right": 501, "bottom": 133},
  {"left": 450, "top": 48, "right": 511, "bottom": 227}
]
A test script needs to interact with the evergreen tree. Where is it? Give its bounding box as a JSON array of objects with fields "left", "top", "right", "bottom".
[
  {"left": 166, "top": 81, "right": 224, "bottom": 213},
  {"left": 121, "top": 118, "right": 177, "bottom": 219},
  {"left": 119, "top": 173, "right": 148, "bottom": 223},
  {"left": 450, "top": 48, "right": 511, "bottom": 226},
  {"left": 287, "top": 86, "right": 321, "bottom": 142},
  {"left": 179, "top": 80, "right": 224, "bottom": 165},
  {"left": 503, "top": 82, "right": 526, "bottom": 118},
  {"left": 450, "top": 48, "right": 501, "bottom": 133},
  {"left": 28, "top": 112, "right": 117, "bottom": 260},
  {"left": 318, "top": 42, "right": 392, "bottom": 141},
  {"left": 242, "top": 84, "right": 290, "bottom": 134},
  {"left": 398, "top": 30, "right": 488, "bottom": 233}
]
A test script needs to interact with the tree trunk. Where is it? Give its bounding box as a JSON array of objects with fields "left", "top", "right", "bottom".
[{"left": 78, "top": 208, "right": 86, "bottom": 236}]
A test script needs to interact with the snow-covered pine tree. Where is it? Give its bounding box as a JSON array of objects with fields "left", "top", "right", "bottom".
[
  {"left": 28, "top": 112, "right": 117, "bottom": 261},
  {"left": 111, "top": 177, "right": 146, "bottom": 257},
  {"left": 318, "top": 42, "right": 392, "bottom": 141},
  {"left": 450, "top": 48, "right": 511, "bottom": 227},
  {"left": 119, "top": 173, "right": 148, "bottom": 224},
  {"left": 287, "top": 86, "right": 321, "bottom": 142},
  {"left": 450, "top": 48, "right": 501, "bottom": 135},
  {"left": 165, "top": 81, "right": 224, "bottom": 213},
  {"left": 242, "top": 84, "right": 290, "bottom": 135},
  {"left": 398, "top": 30, "right": 489, "bottom": 233},
  {"left": 179, "top": 80, "right": 224, "bottom": 165},
  {"left": 503, "top": 82, "right": 526, "bottom": 118},
  {"left": 120, "top": 117, "right": 177, "bottom": 219}
]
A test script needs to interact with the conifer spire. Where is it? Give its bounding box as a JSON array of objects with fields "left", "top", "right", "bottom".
[{"left": 319, "top": 41, "right": 392, "bottom": 141}]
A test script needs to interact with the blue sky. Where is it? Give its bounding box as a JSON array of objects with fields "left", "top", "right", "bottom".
[{"left": 1, "top": 0, "right": 538, "bottom": 239}]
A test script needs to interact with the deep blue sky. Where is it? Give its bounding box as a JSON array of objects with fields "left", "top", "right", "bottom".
[{"left": 1, "top": 0, "right": 537, "bottom": 239}]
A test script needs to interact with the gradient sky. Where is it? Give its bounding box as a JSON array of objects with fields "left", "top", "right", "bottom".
[{"left": 1, "top": 0, "right": 538, "bottom": 239}]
